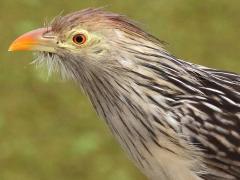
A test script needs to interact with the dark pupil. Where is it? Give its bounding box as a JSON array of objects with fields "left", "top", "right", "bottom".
[{"left": 75, "top": 35, "right": 83, "bottom": 43}]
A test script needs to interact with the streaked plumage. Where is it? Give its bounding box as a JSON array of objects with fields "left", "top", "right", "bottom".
[{"left": 10, "top": 8, "right": 240, "bottom": 180}]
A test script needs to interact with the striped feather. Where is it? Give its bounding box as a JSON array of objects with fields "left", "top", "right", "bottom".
[{"left": 34, "top": 8, "right": 240, "bottom": 180}]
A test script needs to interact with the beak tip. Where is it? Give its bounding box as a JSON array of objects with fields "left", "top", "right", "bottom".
[
  {"left": 8, "top": 46, "right": 13, "bottom": 52},
  {"left": 8, "top": 43, "right": 17, "bottom": 52},
  {"left": 8, "top": 28, "right": 51, "bottom": 53}
]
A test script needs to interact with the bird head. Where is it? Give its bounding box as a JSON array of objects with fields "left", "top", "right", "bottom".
[{"left": 9, "top": 8, "right": 165, "bottom": 81}]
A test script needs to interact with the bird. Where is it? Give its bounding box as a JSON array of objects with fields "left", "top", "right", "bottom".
[{"left": 8, "top": 8, "right": 240, "bottom": 180}]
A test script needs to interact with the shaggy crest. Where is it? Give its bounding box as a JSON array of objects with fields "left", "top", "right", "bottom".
[{"left": 51, "top": 8, "right": 164, "bottom": 45}]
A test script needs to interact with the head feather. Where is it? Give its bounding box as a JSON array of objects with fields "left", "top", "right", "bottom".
[{"left": 51, "top": 8, "right": 164, "bottom": 46}]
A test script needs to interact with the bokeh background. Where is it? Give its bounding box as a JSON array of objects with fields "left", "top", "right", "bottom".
[{"left": 1, "top": 0, "right": 240, "bottom": 179}]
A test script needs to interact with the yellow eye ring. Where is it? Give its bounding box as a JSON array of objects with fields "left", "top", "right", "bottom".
[{"left": 72, "top": 34, "right": 87, "bottom": 45}]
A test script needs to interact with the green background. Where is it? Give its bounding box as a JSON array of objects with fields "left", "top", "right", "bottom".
[{"left": 1, "top": 0, "right": 240, "bottom": 179}]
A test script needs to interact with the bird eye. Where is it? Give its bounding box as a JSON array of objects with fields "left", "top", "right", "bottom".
[{"left": 72, "top": 34, "right": 87, "bottom": 45}]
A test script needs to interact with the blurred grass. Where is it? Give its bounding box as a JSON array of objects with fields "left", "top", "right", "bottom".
[{"left": 0, "top": 0, "right": 240, "bottom": 180}]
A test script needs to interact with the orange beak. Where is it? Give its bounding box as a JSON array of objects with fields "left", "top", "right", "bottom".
[{"left": 8, "top": 28, "right": 56, "bottom": 52}]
